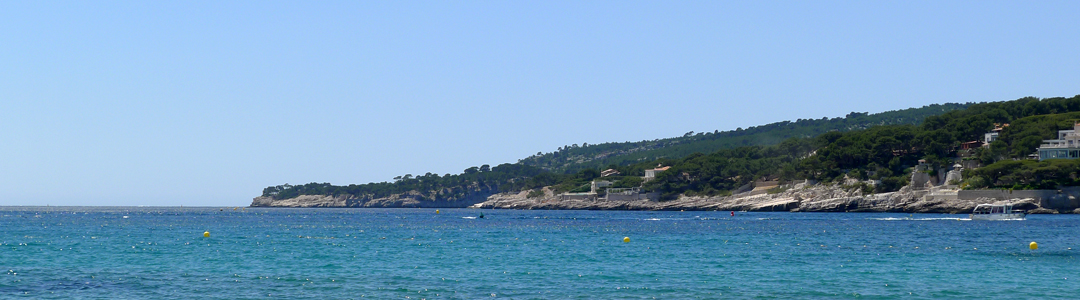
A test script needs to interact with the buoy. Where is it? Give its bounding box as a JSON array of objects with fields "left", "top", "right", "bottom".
[
  {"left": 730, "top": 211, "right": 735, "bottom": 217},
  {"left": 203, "top": 231, "right": 210, "bottom": 238},
  {"left": 623, "top": 237, "right": 630, "bottom": 243},
  {"left": 479, "top": 212, "right": 484, "bottom": 219},
  {"left": 436, "top": 209, "right": 440, "bottom": 214},
  {"left": 1030, "top": 241, "right": 1038, "bottom": 250}
]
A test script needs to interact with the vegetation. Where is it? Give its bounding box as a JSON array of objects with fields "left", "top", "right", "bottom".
[
  {"left": 262, "top": 163, "right": 555, "bottom": 201},
  {"left": 518, "top": 103, "right": 970, "bottom": 174},
  {"left": 263, "top": 95, "right": 1080, "bottom": 203},
  {"left": 966, "top": 159, "right": 1080, "bottom": 190},
  {"left": 641, "top": 95, "right": 1080, "bottom": 198},
  {"left": 262, "top": 163, "right": 603, "bottom": 201}
]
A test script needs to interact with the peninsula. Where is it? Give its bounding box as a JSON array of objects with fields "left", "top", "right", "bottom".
[{"left": 253, "top": 95, "right": 1080, "bottom": 213}]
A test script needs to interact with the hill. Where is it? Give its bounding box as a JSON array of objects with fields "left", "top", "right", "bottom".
[
  {"left": 517, "top": 103, "right": 970, "bottom": 174},
  {"left": 253, "top": 95, "right": 1080, "bottom": 207},
  {"left": 628, "top": 95, "right": 1080, "bottom": 199}
]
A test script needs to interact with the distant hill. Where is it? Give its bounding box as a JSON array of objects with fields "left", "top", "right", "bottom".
[
  {"left": 517, "top": 103, "right": 972, "bottom": 174},
  {"left": 256, "top": 95, "right": 1080, "bottom": 207}
]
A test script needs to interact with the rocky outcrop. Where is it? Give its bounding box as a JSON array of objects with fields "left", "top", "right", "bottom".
[
  {"left": 250, "top": 186, "right": 497, "bottom": 208},
  {"left": 252, "top": 182, "right": 1064, "bottom": 213},
  {"left": 251, "top": 195, "right": 346, "bottom": 207},
  {"left": 470, "top": 183, "right": 1052, "bottom": 213}
]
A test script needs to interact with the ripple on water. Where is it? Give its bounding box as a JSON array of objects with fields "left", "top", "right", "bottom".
[{"left": 0, "top": 208, "right": 1077, "bottom": 298}]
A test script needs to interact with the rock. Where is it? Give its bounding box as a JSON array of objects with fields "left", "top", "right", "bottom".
[
  {"left": 1029, "top": 208, "right": 1059, "bottom": 214},
  {"left": 253, "top": 182, "right": 1076, "bottom": 214},
  {"left": 251, "top": 196, "right": 275, "bottom": 207},
  {"left": 251, "top": 186, "right": 498, "bottom": 208},
  {"left": 463, "top": 183, "right": 1071, "bottom": 214},
  {"left": 251, "top": 194, "right": 346, "bottom": 207}
]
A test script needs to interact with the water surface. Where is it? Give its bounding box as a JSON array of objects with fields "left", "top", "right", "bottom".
[{"left": 0, "top": 207, "right": 1075, "bottom": 299}]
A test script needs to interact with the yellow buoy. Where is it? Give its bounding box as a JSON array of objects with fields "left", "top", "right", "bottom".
[
  {"left": 1030, "top": 241, "right": 1038, "bottom": 250},
  {"left": 436, "top": 209, "right": 440, "bottom": 214},
  {"left": 203, "top": 231, "right": 210, "bottom": 238},
  {"left": 623, "top": 237, "right": 630, "bottom": 243}
]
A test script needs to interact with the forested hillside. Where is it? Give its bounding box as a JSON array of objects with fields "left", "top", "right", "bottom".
[
  {"left": 260, "top": 95, "right": 1080, "bottom": 203},
  {"left": 262, "top": 163, "right": 558, "bottom": 202},
  {"left": 518, "top": 103, "right": 970, "bottom": 174},
  {"left": 635, "top": 95, "right": 1080, "bottom": 199}
]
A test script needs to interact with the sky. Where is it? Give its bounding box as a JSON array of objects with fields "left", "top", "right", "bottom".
[{"left": 2, "top": 1, "right": 1078, "bottom": 206}]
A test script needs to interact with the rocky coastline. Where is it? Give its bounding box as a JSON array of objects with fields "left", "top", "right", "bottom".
[
  {"left": 470, "top": 182, "right": 1065, "bottom": 214},
  {"left": 250, "top": 187, "right": 495, "bottom": 208},
  {"left": 251, "top": 182, "right": 1079, "bottom": 214}
]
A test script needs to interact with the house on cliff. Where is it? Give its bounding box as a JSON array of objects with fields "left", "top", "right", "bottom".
[
  {"left": 1037, "top": 122, "right": 1080, "bottom": 160},
  {"left": 643, "top": 165, "right": 670, "bottom": 182},
  {"left": 983, "top": 123, "right": 1007, "bottom": 145}
]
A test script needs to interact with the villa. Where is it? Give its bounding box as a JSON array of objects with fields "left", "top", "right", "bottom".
[
  {"left": 643, "top": 165, "right": 670, "bottom": 182},
  {"left": 1036, "top": 122, "right": 1080, "bottom": 160}
]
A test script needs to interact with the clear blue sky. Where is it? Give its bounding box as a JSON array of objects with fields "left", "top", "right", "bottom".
[{"left": 2, "top": 1, "right": 1078, "bottom": 206}]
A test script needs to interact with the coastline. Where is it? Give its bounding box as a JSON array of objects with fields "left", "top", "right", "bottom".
[
  {"left": 470, "top": 183, "right": 1057, "bottom": 214},
  {"left": 251, "top": 182, "right": 1080, "bottom": 214}
]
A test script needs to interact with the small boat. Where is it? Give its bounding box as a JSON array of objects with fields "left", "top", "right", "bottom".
[{"left": 969, "top": 203, "right": 1026, "bottom": 220}]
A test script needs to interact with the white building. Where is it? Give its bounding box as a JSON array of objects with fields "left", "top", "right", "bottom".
[
  {"left": 984, "top": 123, "right": 1008, "bottom": 144},
  {"left": 590, "top": 180, "right": 613, "bottom": 193},
  {"left": 1037, "top": 122, "right": 1080, "bottom": 160},
  {"left": 643, "top": 166, "right": 670, "bottom": 182}
]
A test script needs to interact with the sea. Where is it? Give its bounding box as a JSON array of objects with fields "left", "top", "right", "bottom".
[{"left": 0, "top": 207, "right": 1077, "bottom": 299}]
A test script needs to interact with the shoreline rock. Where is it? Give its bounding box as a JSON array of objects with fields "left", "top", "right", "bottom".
[
  {"left": 250, "top": 187, "right": 496, "bottom": 208},
  {"left": 470, "top": 183, "right": 1056, "bottom": 214},
  {"left": 252, "top": 183, "right": 1068, "bottom": 214}
]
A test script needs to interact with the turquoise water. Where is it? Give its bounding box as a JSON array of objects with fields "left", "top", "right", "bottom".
[{"left": 1, "top": 207, "right": 1077, "bottom": 299}]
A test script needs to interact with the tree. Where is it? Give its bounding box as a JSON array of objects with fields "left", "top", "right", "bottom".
[
  {"left": 479, "top": 164, "right": 490, "bottom": 172},
  {"left": 577, "top": 169, "right": 601, "bottom": 181}
]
